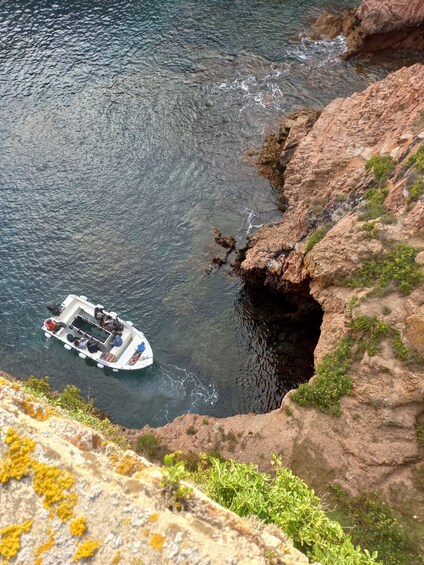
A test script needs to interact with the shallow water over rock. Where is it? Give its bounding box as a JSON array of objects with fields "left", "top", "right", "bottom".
[{"left": 0, "top": 0, "right": 388, "bottom": 427}]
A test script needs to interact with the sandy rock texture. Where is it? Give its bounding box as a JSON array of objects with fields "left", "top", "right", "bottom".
[
  {"left": 135, "top": 65, "right": 424, "bottom": 548},
  {"left": 0, "top": 374, "right": 309, "bottom": 565}
]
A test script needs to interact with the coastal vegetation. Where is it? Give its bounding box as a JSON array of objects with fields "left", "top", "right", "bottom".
[
  {"left": 328, "top": 485, "right": 415, "bottom": 565},
  {"left": 365, "top": 155, "right": 396, "bottom": 186},
  {"left": 408, "top": 146, "right": 424, "bottom": 173},
  {"left": 135, "top": 433, "right": 169, "bottom": 461},
  {"left": 407, "top": 177, "right": 424, "bottom": 204},
  {"left": 345, "top": 242, "right": 423, "bottom": 295},
  {"left": 305, "top": 226, "right": 328, "bottom": 252},
  {"left": 291, "top": 337, "right": 352, "bottom": 415},
  {"left": 194, "top": 455, "right": 380, "bottom": 564},
  {"left": 292, "top": 314, "right": 419, "bottom": 414}
]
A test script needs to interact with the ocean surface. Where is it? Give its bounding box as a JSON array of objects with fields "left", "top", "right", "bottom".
[{"left": 0, "top": 0, "right": 388, "bottom": 427}]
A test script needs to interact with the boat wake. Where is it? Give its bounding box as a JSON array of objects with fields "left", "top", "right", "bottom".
[{"left": 150, "top": 362, "right": 218, "bottom": 424}]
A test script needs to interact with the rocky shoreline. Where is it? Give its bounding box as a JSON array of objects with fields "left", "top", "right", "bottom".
[
  {"left": 313, "top": 0, "right": 424, "bottom": 57},
  {"left": 133, "top": 3, "right": 424, "bottom": 554}
]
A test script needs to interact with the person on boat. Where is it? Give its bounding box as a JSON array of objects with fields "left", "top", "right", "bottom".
[
  {"left": 112, "top": 318, "right": 124, "bottom": 333},
  {"left": 44, "top": 318, "right": 65, "bottom": 333},
  {"left": 101, "top": 314, "right": 114, "bottom": 331},
  {"left": 74, "top": 338, "right": 87, "bottom": 349},
  {"left": 86, "top": 338, "right": 100, "bottom": 353},
  {"left": 94, "top": 305, "right": 105, "bottom": 323},
  {"left": 111, "top": 332, "right": 123, "bottom": 347}
]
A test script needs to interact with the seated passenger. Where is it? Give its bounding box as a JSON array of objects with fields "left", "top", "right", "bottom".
[
  {"left": 44, "top": 318, "right": 65, "bottom": 333},
  {"left": 111, "top": 332, "right": 123, "bottom": 347},
  {"left": 101, "top": 314, "right": 113, "bottom": 331},
  {"left": 44, "top": 318, "right": 57, "bottom": 332},
  {"left": 74, "top": 338, "right": 87, "bottom": 350},
  {"left": 112, "top": 318, "right": 124, "bottom": 333},
  {"left": 94, "top": 305, "right": 105, "bottom": 322},
  {"left": 86, "top": 338, "right": 100, "bottom": 353}
]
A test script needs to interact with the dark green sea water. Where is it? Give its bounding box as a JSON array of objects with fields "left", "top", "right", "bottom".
[{"left": 0, "top": 0, "right": 386, "bottom": 427}]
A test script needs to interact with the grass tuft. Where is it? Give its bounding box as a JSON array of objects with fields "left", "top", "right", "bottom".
[
  {"left": 407, "top": 146, "right": 424, "bottom": 173},
  {"left": 305, "top": 226, "right": 328, "bottom": 252}
]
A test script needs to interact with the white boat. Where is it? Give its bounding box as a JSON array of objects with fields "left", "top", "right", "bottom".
[{"left": 42, "top": 294, "right": 153, "bottom": 371}]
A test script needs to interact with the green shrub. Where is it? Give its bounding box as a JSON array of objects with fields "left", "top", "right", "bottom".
[
  {"left": 198, "top": 455, "right": 378, "bottom": 564},
  {"left": 350, "top": 316, "right": 389, "bottom": 356},
  {"left": 24, "top": 375, "right": 51, "bottom": 396},
  {"left": 359, "top": 187, "right": 389, "bottom": 220},
  {"left": 329, "top": 485, "right": 412, "bottom": 565},
  {"left": 362, "top": 221, "right": 379, "bottom": 239},
  {"left": 57, "top": 384, "right": 92, "bottom": 412},
  {"left": 392, "top": 330, "right": 409, "bottom": 360},
  {"left": 186, "top": 425, "right": 197, "bottom": 436},
  {"left": 416, "top": 421, "right": 424, "bottom": 448},
  {"left": 135, "top": 433, "right": 166, "bottom": 461},
  {"left": 305, "top": 226, "right": 328, "bottom": 252},
  {"left": 346, "top": 243, "right": 423, "bottom": 295},
  {"left": 160, "top": 454, "right": 192, "bottom": 510},
  {"left": 365, "top": 155, "right": 396, "bottom": 186},
  {"left": 407, "top": 146, "right": 424, "bottom": 173},
  {"left": 292, "top": 337, "right": 353, "bottom": 415},
  {"left": 407, "top": 177, "right": 424, "bottom": 204}
]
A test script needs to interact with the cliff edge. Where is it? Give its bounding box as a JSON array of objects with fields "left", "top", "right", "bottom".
[{"left": 0, "top": 372, "right": 308, "bottom": 565}]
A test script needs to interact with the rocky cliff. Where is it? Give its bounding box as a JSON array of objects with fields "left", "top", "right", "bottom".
[
  {"left": 313, "top": 0, "right": 424, "bottom": 56},
  {"left": 0, "top": 372, "right": 309, "bottom": 565},
  {"left": 138, "top": 64, "right": 424, "bottom": 554}
]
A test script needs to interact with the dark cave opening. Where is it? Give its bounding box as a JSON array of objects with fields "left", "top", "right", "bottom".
[{"left": 241, "top": 282, "right": 323, "bottom": 412}]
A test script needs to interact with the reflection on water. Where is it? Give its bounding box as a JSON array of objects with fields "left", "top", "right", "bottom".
[{"left": 0, "top": 0, "right": 388, "bottom": 427}]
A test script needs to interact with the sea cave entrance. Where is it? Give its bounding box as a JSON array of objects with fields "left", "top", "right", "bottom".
[{"left": 240, "top": 282, "right": 323, "bottom": 412}]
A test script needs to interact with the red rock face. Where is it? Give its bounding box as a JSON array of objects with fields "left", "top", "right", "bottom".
[
  {"left": 239, "top": 64, "right": 424, "bottom": 291},
  {"left": 345, "top": 0, "right": 424, "bottom": 54}
]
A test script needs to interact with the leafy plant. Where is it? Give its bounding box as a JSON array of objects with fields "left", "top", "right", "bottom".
[
  {"left": 292, "top": 337, "right": 353, "bottom": 415},
  {"left": 416, "top": 420, "right": 424, "bottom": 448},
  {"left": 57, "top": 384, "right": 93, "bottom": 412},
  {"left": 346, "top": 243, "right": 423, "bottom": 295},
  {"left": 186, "top": 425, "right": 197, "bottom": 436},
  {"left": 407, "top": 146, "right": 424, "bottom": 173},
  {"left": 198, "top": 455, "right": 378, "bottom": 564},
  {"left": 407, "top": 177, "right": 424, "bottom": 204},
  {"left": 25, "top": 375, "right": 51, "bottom": 397},
  {"left": 135, "top": 434, "right": 167, "bottom": 461},
  {"left": 365, "top": 155, "right": 396, "bottom": 186},
  {"left": 392, "top": 330, "right": 409, "bottom": 361},
  {"left": 328, "top": 485, "right": 413, "bottom": 565},
  {"left": 305, "top": 226, "right": 328, "bottom": 252},
  {"left": 359, "top": 187, "right": 389, "bottom": 220},
  {"left": 160, "top": 454, "right": 192, "bottom": 510},
  {"left": 362, "top": 221, "right": 379, "bottom": 239},
  {"left": 350, "top": 316, "right": 389, "bottom": 356}
]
